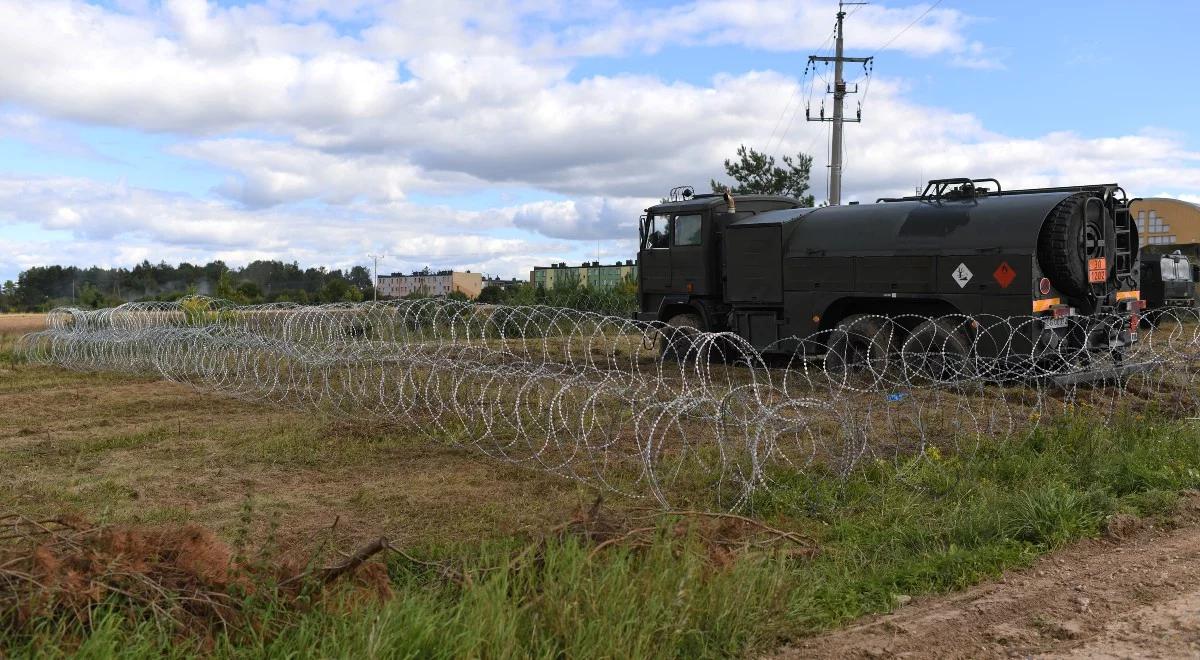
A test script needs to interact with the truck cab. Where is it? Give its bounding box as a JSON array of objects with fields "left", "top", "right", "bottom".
[{"left": 636, "top": 191, "right": 804, "bottom": 330}]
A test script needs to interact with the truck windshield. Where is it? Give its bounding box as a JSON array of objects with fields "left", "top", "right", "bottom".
[{"left": 643, "top": 214, "right": 669, "bottom": 249}]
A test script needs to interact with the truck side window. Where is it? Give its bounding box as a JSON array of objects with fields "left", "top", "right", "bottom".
[
  {"left": 644, "top": 215, "right": 669, "bottom": 249},
  {"left": 674, "top": 214, "right": 702, "bottom": 246}
]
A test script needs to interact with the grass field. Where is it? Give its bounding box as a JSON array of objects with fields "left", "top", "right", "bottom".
[
  {"left": 0, "top": 314, "right": 595, "bottom": 548},
  {"left": 5, "top": 312, "right": 1200, "bottom": 657}
]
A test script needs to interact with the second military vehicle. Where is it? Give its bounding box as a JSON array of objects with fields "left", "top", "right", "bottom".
[{"left": 1140, "top": 247, "right": 1198, "bottom": 312}]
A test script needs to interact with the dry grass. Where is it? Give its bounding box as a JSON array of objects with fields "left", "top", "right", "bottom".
[
  {"left": 0, "top": 313, "right": 46, "bottom": 336},
  {"left": 0, "top": 315, "right": 597, "bottom": 548}
]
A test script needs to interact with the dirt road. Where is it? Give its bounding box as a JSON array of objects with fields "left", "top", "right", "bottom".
[{"left": 782, "top": 497, "right": 1200, "bottom": 659}]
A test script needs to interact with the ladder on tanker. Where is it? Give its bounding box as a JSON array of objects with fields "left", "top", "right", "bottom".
[{"left": 1111, "top": 192, "right": 1137, "bottom": 288}]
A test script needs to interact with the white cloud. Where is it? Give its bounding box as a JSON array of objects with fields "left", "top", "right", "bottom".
[
  {"left": 0, "top": 1, "right": 402, "bottom": 132},
  {"left": 2, "top": 0, "right": 1199, "bottom": 285},
  {"left": 1156, "top": 193, "right": 1200, "bottom": 206},
  {"left": 511, "top": 196, "right": 648, "bottom": 239},
  {"left": 0, "top": 175, "right": 582, "bottom": 279},
  {"left": 951, "top": 41, "right": 1006, "bottom": 70},
  {"left": 174, "top": 139, "right": 447, "bottom": 206},
  {"left": 0, "top": 0, "right": 1004, "bottom": 205}
]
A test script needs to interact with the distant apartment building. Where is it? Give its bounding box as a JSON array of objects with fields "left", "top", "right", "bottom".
[
  {"left": 530, "top": 260, "right": 638, "bottom": 290},
  {"left": 481, "top": 275, "right": 526, "bottom": 290},
  {"left": 377, "top": 270, "right": 483, "bottom": 299}
]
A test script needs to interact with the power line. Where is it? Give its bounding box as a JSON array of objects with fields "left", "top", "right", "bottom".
[
  {"left": 871, "top": 0, "right": 946, "bottom": 57},
  {"left": 766, "top": 24, "right": 837, "bottom": 151}
]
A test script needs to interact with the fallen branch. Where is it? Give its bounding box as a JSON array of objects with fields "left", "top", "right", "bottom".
[
  {"left": 276, "top": 535, "right": 389, "bottom": 590},
  {"left": 320, "top": 536, "right": 389, "bottom": 585},
  {"left": 587, "top": 526, "right": 656, "bottom": 560}
]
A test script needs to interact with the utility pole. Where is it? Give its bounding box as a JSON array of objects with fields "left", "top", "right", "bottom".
[
  {"left": 807, "top": 1, "right": 872, "bottom": 206},
  {"left": 367, "top": 253, "right": 387, "bottom": 302}
]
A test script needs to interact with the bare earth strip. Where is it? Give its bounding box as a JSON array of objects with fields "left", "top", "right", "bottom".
[{"left": 780, "top": 497, "right": 1200, "bottom": 659}]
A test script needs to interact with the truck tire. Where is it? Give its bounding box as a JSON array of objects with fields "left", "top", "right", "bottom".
[
  {"left": 901, "top": 318, "right": 973, "bottom": 383},
  {"left": 825, "top": 314, "right": 894, "bottom": 383},
  {"left": 660, "top": 312, "right": 703, "bottom": 361},
  {"left": 1037, "top": 194, "right": 1114, "bottom": 298}
]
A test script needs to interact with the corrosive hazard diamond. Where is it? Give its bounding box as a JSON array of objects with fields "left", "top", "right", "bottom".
[
  {"left": 952, "top": 262, "right": 973, "bottom": 289},
  {"left": 993, "top": 261, "right": 1016, "bottom": 289}
]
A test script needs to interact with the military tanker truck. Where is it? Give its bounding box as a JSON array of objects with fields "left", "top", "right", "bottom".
[{"left": 636, "top": 178, "right": 1144, "bottom": 377}]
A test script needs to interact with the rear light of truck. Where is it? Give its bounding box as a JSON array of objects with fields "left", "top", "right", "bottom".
[
  {"left": 1116, "top": 290, "right": 1143, "bottom": 311},
  {"left": 1051, "top": 304, "right": 1074, "bottom": 319},
  {"left": 1130, "top": 314, "right": 1140, "bottom": 332},
  {"left": 1032, "top": 297, "right": 1061, "bottom": 313}
]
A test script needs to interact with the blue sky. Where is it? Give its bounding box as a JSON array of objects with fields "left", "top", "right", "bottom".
[{"left": 0, "top": 0, "right": 1197, "bottom": 284}]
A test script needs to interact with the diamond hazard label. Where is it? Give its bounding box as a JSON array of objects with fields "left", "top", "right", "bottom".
[
  {"left": 952, "top": 262, "right": 973, "bottom": 289},
  {"left": 993, "top": 261, "right": 1016, "bottom": 289}
]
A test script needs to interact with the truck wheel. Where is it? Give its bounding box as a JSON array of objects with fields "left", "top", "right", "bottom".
[
  {"left": 660, "top": 312, "right": 703, "bottom": 361},
  {"left": 902, "top": 318, "right": 973, "bottom": 384},
  {"left": 825, "top": 314, "right": 894, "bottom": 383},
  {"left": 1038, "top": 194, "right": 1115, "bottom": 298}
]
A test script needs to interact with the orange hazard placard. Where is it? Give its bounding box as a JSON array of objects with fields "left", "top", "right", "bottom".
[
  {"left": 1088, "top": 257, "right": 1107, "bottom": 283},
  {"left": 992, "top": 261, "right": 1016, "bottom": 288}
]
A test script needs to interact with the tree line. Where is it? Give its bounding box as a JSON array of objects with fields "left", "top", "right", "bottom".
[
  {"left": 0, "top": 260, "right": 375, "bottom": 312},
  {"left": 0, "top": 258, "right": 639, "bottom": 315}
]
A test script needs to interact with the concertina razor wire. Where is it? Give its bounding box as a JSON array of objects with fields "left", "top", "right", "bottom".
[{"left": 14, "top": 296, "right": 1200, "bottom": 509}]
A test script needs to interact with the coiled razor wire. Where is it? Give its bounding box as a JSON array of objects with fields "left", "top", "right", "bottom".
[{"left": 15, "top": 297, "right": 1200, "bottom": 509}]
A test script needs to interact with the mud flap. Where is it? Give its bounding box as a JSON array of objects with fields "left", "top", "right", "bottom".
[{"left": 1050, "top": 361, "right": 1155, "bottom": 386}]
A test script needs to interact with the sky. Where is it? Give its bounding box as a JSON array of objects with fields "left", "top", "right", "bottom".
[{"left": 1, "top": 0, "right": 1198, "bottom": 283}]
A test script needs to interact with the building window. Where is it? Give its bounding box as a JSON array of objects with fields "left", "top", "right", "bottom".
[{"left": 1146, "top": 210, "right": 1170, "bottom": 234}]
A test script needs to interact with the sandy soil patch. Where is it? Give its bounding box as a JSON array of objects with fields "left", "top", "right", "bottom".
[{"left": 778, "top": 495, "right": 1200, "bottom": 659}]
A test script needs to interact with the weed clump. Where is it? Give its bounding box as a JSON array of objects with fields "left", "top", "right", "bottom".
[{"left": 0, "top": 513, "right": 388, "bottom": 651}]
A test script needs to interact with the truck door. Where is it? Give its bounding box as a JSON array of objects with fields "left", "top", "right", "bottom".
[
  {"left": 639, "top": 213, "right": 671, "bottom": 292},
  {"left": 670, "top": 212, "right": 709, "bottom": 294}
]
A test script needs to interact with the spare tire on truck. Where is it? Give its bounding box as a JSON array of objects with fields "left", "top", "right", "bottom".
[{"left": 1037, "top": 193, "right": 1116, "bottom": 299}]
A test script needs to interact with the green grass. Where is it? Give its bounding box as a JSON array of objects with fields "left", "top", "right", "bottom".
[{"left": 6, "top": 413, "right": 1200, "bottom": 658}]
